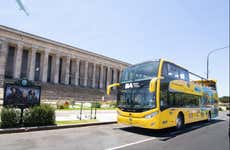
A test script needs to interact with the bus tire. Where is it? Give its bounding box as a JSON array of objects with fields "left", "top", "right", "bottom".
[
  {"left": 176, "top": 113, "right": 184, "bottom": 130},
  {"left": 207, "top": 111, "right": 212, "bottom": 121}
]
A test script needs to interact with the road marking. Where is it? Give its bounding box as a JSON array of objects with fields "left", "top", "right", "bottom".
[{"left": 106, "top": 137, "right": 157, "bottom": 150}]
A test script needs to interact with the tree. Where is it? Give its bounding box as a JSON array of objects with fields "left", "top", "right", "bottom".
[{"left": 219, "top": 96, "right": 230, "bottom": 103}]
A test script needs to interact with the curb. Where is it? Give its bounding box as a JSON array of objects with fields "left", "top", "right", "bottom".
[{"left": 0, "top": 121, "right": 117, "bottom": 134}]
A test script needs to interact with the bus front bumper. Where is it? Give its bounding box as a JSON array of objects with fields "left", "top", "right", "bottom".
[{"left": 117, "top": 115, "right": 159, "bottom": 129}]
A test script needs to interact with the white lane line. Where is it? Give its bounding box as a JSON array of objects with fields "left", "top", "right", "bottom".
[{"left": 106, "top": 137, "right": 157, "bottom": 150}]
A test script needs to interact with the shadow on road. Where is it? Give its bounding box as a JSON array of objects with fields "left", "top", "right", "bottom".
[{"left": 118, "top": 119, "right": 224, "bottom": 141}]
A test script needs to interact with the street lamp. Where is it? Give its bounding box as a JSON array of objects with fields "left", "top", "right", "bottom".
[{"left": 206, "top": 46, "right": 229, "bottom": 79}]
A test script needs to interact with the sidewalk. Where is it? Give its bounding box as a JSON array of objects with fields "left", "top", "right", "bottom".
[
  {"left": 55, "top": 110, "right": 117, "bottom": 122},
  {"left": 0, "top": 121, "right": 116, "bottom": 134},
  {"left": 0, "top": 110, "right": 117, "bottom": 134}
]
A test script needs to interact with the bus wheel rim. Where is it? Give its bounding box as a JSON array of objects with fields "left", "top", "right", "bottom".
[
  {"left": 177, "top": 118, "right": 182, "bottom": 128},
  {"left": 208, "top": 113, "right": 211, "bottom": 121}
]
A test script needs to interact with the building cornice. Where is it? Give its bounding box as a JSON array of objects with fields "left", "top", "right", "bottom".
[{"left": 0, "top": 25, "right": 131, "bottom": 67}]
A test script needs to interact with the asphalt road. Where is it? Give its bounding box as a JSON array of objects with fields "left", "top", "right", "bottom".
[{"left": 0, "top": 112, "right": 229, "bottom": 150}]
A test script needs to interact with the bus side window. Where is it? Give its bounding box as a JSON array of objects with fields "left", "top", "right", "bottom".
[
  {"left": 160, "top": 83, "right": 169, "bottom": 109},
  {"left": 175, "top": 93, "right": 183, "bottom": 107},
  {"left": 169, "top": 92, "right": 174, "bottom": 106}
]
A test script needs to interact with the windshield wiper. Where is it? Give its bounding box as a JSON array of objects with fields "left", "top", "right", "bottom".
[{"left": 134, "top": 77, "right": 152, "bottom": 82}]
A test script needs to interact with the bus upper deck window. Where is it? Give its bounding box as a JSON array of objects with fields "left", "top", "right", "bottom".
[
  {"left": 179, "top": 69, "right": 189, "bottom": 81},
  {"left": 167, "top": 64, "right": 179, "bottom": 79},
  {"left": 162, "top": 64, "right": 168, "bottom": 76}
]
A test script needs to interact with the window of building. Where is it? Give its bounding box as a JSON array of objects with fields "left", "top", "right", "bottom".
[
  {"left": 58, "top": 58, "right": 62, "bottom": 83},
  {"left": 111, "top": 69, "right": 114, "bottom": 84},
  {"left": 117, "top": 71, "right": 120, "bottom": 83},
  {"left": 104, "top": 67, "right": 107, "bottom": 89},
  {"left": 47, "top": 55, "right": 52, "bottom": 83},
  {"left": 5, "top": 46, "right": 15, "bottom": 78}
]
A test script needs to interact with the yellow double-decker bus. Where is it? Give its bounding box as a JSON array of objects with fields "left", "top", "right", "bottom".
[{"left": 107, "top": 59, "right": 218, "bottom": 130}]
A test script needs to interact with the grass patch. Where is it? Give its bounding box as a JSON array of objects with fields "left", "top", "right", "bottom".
[{"left": 56, "top": 120, "right": 97, "bottom": 125}]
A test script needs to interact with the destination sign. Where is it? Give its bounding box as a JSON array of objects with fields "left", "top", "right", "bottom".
[{"left": 124, "top": 82, "right": 140, "bottom": 89}]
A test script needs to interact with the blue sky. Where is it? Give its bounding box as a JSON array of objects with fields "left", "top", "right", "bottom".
[{"left": 0, "top": 0, "right": 229, "bottom": 96}]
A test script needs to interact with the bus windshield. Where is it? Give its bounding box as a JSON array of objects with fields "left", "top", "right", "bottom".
[
  {"left": 117, "top": 84, "right": 156, "bottom": 112},
  {"left": 120, "top": 61, "right": 159, "bottom": 83}
]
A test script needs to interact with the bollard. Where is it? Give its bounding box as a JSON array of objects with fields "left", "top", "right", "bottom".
[
  {"left": 80, "top": 102, "right": 83, "bottom": 120},
  {"left": 90, "top": 101, "right": 93, "bottom": 119},
  {"left": 94, "top": 101, "right": 97, "bottom": 119}
]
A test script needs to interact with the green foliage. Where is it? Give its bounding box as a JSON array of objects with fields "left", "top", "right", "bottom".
[
  {"left": 219, "top": 96, "right": 230, "bottom": 103},
  {"left": 109, "top": 101, "right": 117, "bottom": 108},
  {"left": 0, "top": 107, "right": 21, "bottom": 128},
  {"left": 56, "top": 100, "right": 70, "bottom": 109},
  {"left": 227, "top": 106, "right": 230, "bottom": 110},
  {"left": 59, "top": 105, "right": 65, "bottom": 109},
  {"left": 218, "top": 107, "right": 223, "bottom": 111},
  {"left": 23, "top": 104, "right": 55, "bottom": 127},
  {"left": 92, "top": 102, "right": 101, "bottom": 108}
]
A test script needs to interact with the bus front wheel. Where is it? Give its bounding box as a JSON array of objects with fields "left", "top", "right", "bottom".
[{"left": 176, "top": 113, "right": 184, "bottom": 130}]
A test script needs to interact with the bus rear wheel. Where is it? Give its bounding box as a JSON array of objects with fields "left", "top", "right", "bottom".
[
  {"left": 207, "top": 111, "right": 212, "bottom": 121},
  {"left": 176, "top": 113, "right": 184, "bottom": 130}
]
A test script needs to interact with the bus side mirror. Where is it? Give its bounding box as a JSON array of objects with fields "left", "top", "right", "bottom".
[
  {"left": 149, "top": 77, "right": 164, "bottom": 93},
  {"left": 149, "top": 78, "right": 157, "bottom": 93},
  {"left": 107, "top": 83, "right": 120, "bottom": 95}
]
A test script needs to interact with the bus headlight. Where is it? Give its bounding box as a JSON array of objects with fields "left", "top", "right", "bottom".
[
  {"left": 145, "top": 111, "right": 158, "bottom": 119},
  {"left": 117, "top": 111, "right": 121, "bottom": 116}
]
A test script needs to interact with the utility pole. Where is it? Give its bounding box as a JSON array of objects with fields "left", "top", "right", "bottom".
[{"left": 206, "top": 46, "right": 229, "bottom": 79}]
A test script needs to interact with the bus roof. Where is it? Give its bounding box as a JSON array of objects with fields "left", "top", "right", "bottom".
[
  {"left": 192, "top": 80, "right": 217, "bottom": 86},
  {"left": 161, "top": 59, "right": 189, "bottom": 71},
  {"left": 128, "top": 59, "right": 209, "bottom": 82}
]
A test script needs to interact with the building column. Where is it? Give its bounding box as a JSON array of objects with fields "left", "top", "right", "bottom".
[
  {"left": 113, "top": 68, "right": 117, "bottom": 83},
  {"left": 106, "top": 66, "right": 111, "bottom": 87},
  {"left": 99, "top": 64, "right": 104, "bottom": 89},
  {"left": 92, "top": 63, "right": 96, "bottom": 88},
  {"left": 70, "top": 59, "right": 75, "bottom": 85},
  {"left": 40, "top": 49, "right": 49, "bottom": 82},
  {"left": 62, "top": 56, "right": 70, "bottom": 85},
  {"left": 13, "top": 42, "right": 23, "bottom": 79},
  {"left": 84, "top": 61, "right": 88, "bottom": 87},
  {"left": 74, "top": 59, "right": 80, "bottom": 86},
  {"left": 0, "top": 39, "right": 8, "bottom": 87},
  {"left": 52, "top": 53, "right": 60, "bottom": 84},
  {"left": 28, "top": 46, "right": 37, "bottom": 81},
  {"left": 117, "top": 69, "right": 122, "bottom": 83}
]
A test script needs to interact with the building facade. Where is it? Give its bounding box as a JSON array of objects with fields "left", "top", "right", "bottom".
[{"left": 0, "top": 25, "right": 129, "bottom": 101}]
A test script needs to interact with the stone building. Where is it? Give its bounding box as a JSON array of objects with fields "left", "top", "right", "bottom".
[{"left": 0, "top": 25, "right": 130, "bottom": 102}]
